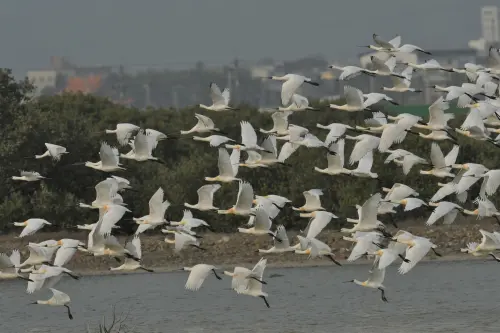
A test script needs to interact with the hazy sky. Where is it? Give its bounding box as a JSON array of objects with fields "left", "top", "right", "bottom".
[{"left": 0, "top": 0, "right": 496, "bottom": 75}]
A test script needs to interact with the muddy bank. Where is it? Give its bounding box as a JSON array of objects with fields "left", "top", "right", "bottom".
[{"left": 0, "top": 217, "right": 497, "bottom": 274}]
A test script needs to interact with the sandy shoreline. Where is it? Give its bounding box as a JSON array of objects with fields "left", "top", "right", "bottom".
[{"left": 0, "top": 218, "right": 496, "bottom": 277}]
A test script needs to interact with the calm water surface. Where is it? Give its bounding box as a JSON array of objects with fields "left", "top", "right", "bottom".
[{"left": 2, "top": 260, "right": 500, "bottom": 333}]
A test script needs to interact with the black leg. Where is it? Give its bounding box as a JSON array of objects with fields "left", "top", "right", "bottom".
[
  {"left": 398, "top": 254, "right": 410, "bottom": 263},
  {"left": 212, "top": 269, "right": 222, "bottom": 280},
  {"left": 431, "top": 248, "right": 442, "bottom": 257},
  {"left": 326, "top": 254, "right": 342, "bottom": 266},
  {"left": 379, "top": 288, "right": 388, "bottom": 302},
  {"left": 64, "top": 305, "right": 74, "bottom": 320},
  {"left": 140, "top": 266, "right": 154, "bottom": 273},
  {"left": 250, "top": 276, "right": 267, "bottom": 285},
  {"left": 259, "top": 295, "right": 270, "bottom": 308}
]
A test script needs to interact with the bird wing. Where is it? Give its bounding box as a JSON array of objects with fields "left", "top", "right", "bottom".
[
  {"left": 197, "top": 184, "right": 221, "bottom": 207},
  {"left": 278, "top": 142, "right": 299, "bottom": 162},
  {"left": 428, "top": 97, "right": 449, "bottom": 126},
  {"left": 481, "top": 171, "right": 500, "bottom": 197},
  {"left": 426, "top": 202, "right": 456, "bottom": 226},
  {"left": 349, "top": 136, "right": 380, "bottom": 165},
  {"left": 221, "top": 88, "right": 230, "bottom": 106},
  {"left": 379, "top": 124, "right": 406, "bottom": 152},
  {"left": 271, "top": 111, "right": 291, "bottom": 133},
  {"left": 207, "top": 135, "right": 229, "bottom": 147},
  {"left": 404, "top": 198, "right": 425, "bottom": 211},
  {"left": 99, "top": 142, "right": 119, "bottom": 167},
  {"left": 429, "top": 142, "right": 446, "bottom": 168},
  {"left": 303, "top": 189, "right": 323, "bottom": 208},
  {"left": 99, "top": 206, "right": 128, "bottom": 235},
  {"left": 126, "top": 235, "right": 142, "bottom": 260},
  {"left": 253, "top": 208, "right": 272, "bottom": 231},
  {"left": 260, "top": 136, "right": 278, "bottom": 159},
  {"left": 185, "top": 264, "right": 213, "bottom": 291},
  {"left": 355, "top": 151, "right": 374, "bottom": 173},
  {"left": 377, "top": 250, "right": 399, "bottom": 270},
  {"left": 344, "top": 86, "right": 364, "bottom": 108},
  {"left": 480, "top": 230, "right": 500, "bottom": 248},
  {"left": 245, "top": 151, "right": 262, "bottom": 163},
  {"left": 430, "top": 183, "right": 455, "bottom": 202},
  {"left": 235, "top": 182, "right": 254, "bottom": 211},
  {"left": 291, "top": 94, "right": 309, "bottom": 109},
  {"left": 49, "top": 288, "right": 71, "bottom": 304},
  {"left": 53, "top": 247, "right": 78, "bottom": 267},
  {"left": 365, "top": 111, "right": 388, "bottom": 127},
  {"left": 20, "top": 221, "right": 44, "bottom": 238},
  {"left": 399, "top": 243, "right": 430, "bottom": 274},
  {"left": 45, "top": 143, "right": 66, "bottom": 160},
  {"left": 148, "top": 187, "right": 165, "bottom": 219},
  {"left": 305, "top": 212, "right": 333, "bottom": 239},
  {"left": 95, "top": 179, "right": 118, "bottom": 204},
  {"left": 359, "top": 193, "right": 382, "bottom": 225},
  {"left": 217, "top": 148, "right": 234, "bottom": 177},
  {"left": 240, "top": 121, "right": 258, "bottom": 146},
  {"left": 195, "top": 113, "right": 215, "bottom": 130},
  {"left": 230, "top": 148, "right": 240, "bottom": 176},
  {"left": 281, "top": 75, "right": 304, "bottom": 106},
  {"left": 347, "top": 238, "right": 376, "bottom": 262},
  {"left": 274, "top": 225, "right": 290, "bottom": 248},
  {"left": 324, "top": 124, "right": 347, "bottom": 146},
  {"left": 209, "top": 83, "right": 226, "bottom": 106},
  {"left": 327, "top": 139, "right": 345, "bottom": 169},
  {"left": 444, "top": 145, "right": 460, "bottom": 166}
]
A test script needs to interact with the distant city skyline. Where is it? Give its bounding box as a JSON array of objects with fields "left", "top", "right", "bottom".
[{"left": 0, "top": 0, "right": 497, "bottom": 77}]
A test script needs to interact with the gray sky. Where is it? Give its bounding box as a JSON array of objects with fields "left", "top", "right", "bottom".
[{"left": 0, "top": 0, "right": 495, "bottom": 75}]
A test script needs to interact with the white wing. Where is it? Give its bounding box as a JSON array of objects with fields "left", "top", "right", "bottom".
[
  {"left": 235, "top": 182, "right": 254, "bottom": 211},
  {"left": 209, "top": 83, "right": 226, "bottom": 106},
  {"left": 185, "top": 264, "right": 214, "bottom": 291},
  {"left": 217, "top": 148, "right": 234, "bottom": 177},
  {"left": 344, "top": 86, "right": 364, "bottom": 108},
  {"left": 240, "top": 121, "right": 258, "bottom": 147}
]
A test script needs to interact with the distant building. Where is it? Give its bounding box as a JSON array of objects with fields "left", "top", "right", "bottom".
[
  {"left": 27, "top": 70, "right": 58, "bottom": 96},
  {"left": 469, "top": 6, "right": 500, "bottom": 53}
]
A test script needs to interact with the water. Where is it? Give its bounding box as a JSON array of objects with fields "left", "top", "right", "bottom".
[{"left": 2, "top": 260, "right": 500, "bottom": 333}]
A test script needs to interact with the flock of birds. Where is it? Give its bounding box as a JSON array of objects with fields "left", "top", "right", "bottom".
[{"left": 2, "top": 34, "right": 500, "bottom": 321}]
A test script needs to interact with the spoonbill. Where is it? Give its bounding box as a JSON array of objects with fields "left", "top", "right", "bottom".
[
  {"left": 12, "top": 171, "right": 46, "bottom": 182},
  {"left": 85, "top": 142, "right": 124, "bottom": 172},
  {"left": 205, "top": 148, "right": 240, "bottom": 183},
  {"left": 292, "top": 189, "right": 325, "bottom": 212},
  {"left": 31, "top": 288, "right": 73, "bottom": 320},
  {"left": 105, "top": 123, "right": 139, "bottom": 146},
  {"left": 14, "top": 218, "right": 52, "bottom": 238},
  {"left": 35, "top": 143, "right": 68, "bottom": 161},
  {"left": 181, "top": 113, "right": 224, "bottom": 135},
  {"left": 258, "top": 225, "right": 294, "bottom": 253},
  {"left": 199, "top": 82, "right": 236, "bottom": 111},
  {"left": 218, "top": 181, "right": 254, "bottom": 216},
  {"left": 345, "top": 257, "right": 388, "bottom": 302},
  {"left": 184, "top": 184, "right": 221, "bottom": 211},
  {"left": 268, "top": 74, "right": 319, "bottom": 106},
  {"left": 181, "top": 264, "right": 222, "bottom": 291}
]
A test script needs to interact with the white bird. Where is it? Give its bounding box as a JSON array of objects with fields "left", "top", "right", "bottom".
[
  {"left": 205, "top": 148, "right": 240, "bottom": 183},
  {"left": 383, "top": 66, "right": 421, "bottom": 92},
  {"left": 226, "top": 121, "right": 268, "bottom": 152},
  {"left": 121, "top": 129, "right": 162, "bottom": 163},
  {"left": 391, "top": 198, "right": 428, "bottom": 212},
  {"left": 99, "top": 205, "right": 131, "bottom": 235},
  {"left": 404, "top": 59, "right": 451, "bottom": 71},
  {"left": 192, "top": 134, "right": 238, "bottom": 148},
  {"left": 12, "top": 171, "right": 46, "bottom": 182},
  {"left": 420, "top": 143, "right": 459, "bottom": 178},
  {"left": 292, "top": 189, "right": 325, "bottom": 212},
  {"left": 199, "top": 82, "right": 236, "bottom": 111},
  {"left": 461, "top": 229, "right": 500, "bottom": 256},
  {"left": 294, "top": 238, "right": 342, "bottom": 266},
  {"left": 268, "top": 74, "right": 319, "bottom": 106},
  {"left": 479, "top": 170, "right": 500, "bottom": 197},
  {"left": 346, "top": 134, "right": 380, "bottom": 165},
  {"left": 110, "top": 175, "right": 133, "bottom": 192},
  {"left": 341, "top": 193, "right": 384, "bottom": 233},
  {"left": 258, "top": 225, "right": 294, "bottom": 253},
  {"left": 169, "top": 209, "right": 214, "bottom": 233},
  {"left": 346, "top": 151, "right": 378, "bottom": 178},
  {"left": 314, "top": 139, "right": 351, "bottom": 176},
  {"left": 257, "top": 136, "right": 284, "bottom": 166},
  {"left": 385, "top": 149, "right": 428, "bottom": 175},
  {"left": 20, "top": 243, "right": 58, "bottom": 268},
  {"left": 369, "top": 34, "right": 431, "bottom": 55},
  {"left": 105, "top": 123, "right": 139, "bottom": 146},
  {"left": 181, "top": 264, "right": 222, "bottom": 291},
  {"left": 238, "top": 208, "right": 277, "bottom": 240},
  {"left": 218, "top": 181, "right": 254, "bottom": 216},
  {"left": 145, "top": 129, "right": 169, "bottom": 149},
  {"left": 463, "top": 197, "right": 500, "bottom": 222},
  {"left": 27, "top": 264, "right": 79, "bottom": 294},
  {"left": 426, "top": 201, "right": 463, "bottom": 226},
  {"left": 0, "top": 250, "right": 25, "bottom": 280},
  {"left": 365, "top": 55, "right": 405, "bottom": 78},
  {"left": 394, "top": 235, "right": 440, "bottom": 274},
  {"left": 32, "top": 288, "right": 73, "bottom": 320},
  {"left": 329, "top": 86, "right": 366, "bottom": 112},
  {"left": 363, "top": 93, "right": 399, "bottom": 107},
  {"left": 455, "top": 108, "right": 494, "bottom": 141},
  {"left": 226, "top": 257, "right": 270, "bottom": 308},
  {"left": 50, "top": 239, "right": 84, "bottom": 267},
  {"left": 278, "top": 94, "right": 319, "bottom": 112},
  {"left": 316, "top": 123, "right": 353, "bottom": 146},
  {"left": 328, "top": 64, "right": 370, "bottom": 81},
  {"left": 13, "top": 218, "right": 52, "bottom": 238},
  {"left": 79, "top": 178, "right": 121, "bottom": 209},
  {"left": 224, "top": 258, "right": 268, "bottom": 292},
  {"left": 345, "top": 256, "right": 388, "bottom": 302},
  {"left": 414, "top": 97, "right": 455, "bottom": 133},
  {"left": 181, "top": 113, "right": 223, "bottom": 135},
  {"left": 343, "top": 231, "right": 383, "bottom": 262},
  {"left": 372, "top": 241, "right": 410, "bottom": 270},
  {"left": 298, "top": 211, "right": 338, "bottom": 240},
  {"left": 134, "top": 187, "right": 170, "bottom": 234},
  {"left": 184, "top": 184, "right": 221, "bottom": 211},
  {"left": 164, "top": 230, "right": 204, "bottom": 252},
  {"left": 35, "top": 143, "right": 68, "bottom": 161},
  {"left": 85, "top": 142, "right": 124, "bottom": 172},
  {"left": 260, "top": 111, "right": 292, "bottom": 135},
  {"left": 110, "top": 236, "right": 153, "bottom": 272}
]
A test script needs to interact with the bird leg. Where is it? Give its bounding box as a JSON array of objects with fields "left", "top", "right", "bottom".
[
  {"left": 379, "top": 287, "right": 388, "bottom": 302},
  {"left": 431, "top": 248, "right": 442, "bottom": 257},
  {"left": 268, "top": 232, "right": 282, "bottom": 243},
  {"left": 212, "top": 269, "right": 222, "bottom": 280},
  {"left": 64, "top": 304, "right": 74, "bottom": 320},
  {"left": 139, "top": 266, "right": 154, "bottom": 273},
  {"left": 489, "top": 253, "right": 500, "bottom": 262},
  {"left": 190, "top": 244, "right": 206, "bottom": 251},
  {"left": 16, "top": 275, "right": 34, "bottom": 283},
  {"left": 64, "top": 271, "right": 80, "bottom": 280},
  {"left": 250, "top": 276, "right": 267, "bottom": 285},
  {"left": 259, "top": 295, "right": 271, "bottom": 308},
  {"left": 326, "top": 254, "right": 342, "bottom": 266}
]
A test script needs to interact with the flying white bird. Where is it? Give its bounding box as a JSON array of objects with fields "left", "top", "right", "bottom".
[
  {"left": 205, "top": 148, "right": 240, "bottom": 183},
  {"left": 368, "top": 34, "right": 431, "bottom": 55},
  {"left": 199, "top": 82, "right": 236, "bottom": 111},
  {"left": 328, "top": 64, "right": 370, "bottom": 81},
  {"left": 382, "top": 66, "right": 421, "bottom": 92},
  {"left": 184, "top": 184, "right": 221, "bottom": 211},
  {"left": 192, "top": 134, "right": 238, "bottom": 148},
  {"left": 345, "top": 256, "right": 388, "bottom": 302},
  {"left": 226, "top": 121, "right": 268, "bottom": 152},
  {"left": 13, "top": 218, "right": 52, "bottom": 238},
  {"left": 238, "top": 208, "right": 278, "bottom": 240},
  {"left": 461, "top": 229, "right": 500, "bottom": 256},
  {"left": 0, "top": 250, "right": 26, "bottom": 280},
  {"left": 277, "top": 94, "right": 320, "bottom": 112},
  {"left": 165, "top": 229, "right": 205, "bottom": 252},
  {"left": 99, "top": 205, "right": 131, "bottom": 235},
  {"left": 181, "top": 113, "right": 224, "bottom": 135},
  {"left": 110, "top": 236, "right": 153, "bottom": 272},
  {"left": 294, "top": 237, "right": 342, "bottom": 266},
  {"left": 121, "top": 129, "right": 164, "bottom": 163},
  {"left": 268, "top": 74, "right": 320, "bottom": 106},
  {"left": 218, "top": 181, "right": 254, "bottom": 216},
  {"left": 346, "top": 151, "right": 378, "bottom": 178},
  {"left": 79, "top": 178, "right": 121, "bottom": 209},
  {"left": 181, "top": 264, "right": 222, "bottom": 291},
  {"left": 426, "top": 201, "right": 463, "bottom": 226},
  {"left": 134, "top": 187, "right": 170, "bottom": 234},
  {"left": 260, "top": 111, "right": 292, "bottom": 135},
  {"left": 329, "top": 86, "right": 366, "bottom": 112},
  {"left": 35, "top": 143, "right": 68, "bottom": 161},
  {"left": 105, "top": 123, "right": 140, "bottom": 146},
  {"left": 12, "top": 171, "right": 46, "bottom": 182},
  {"left": 384, "top": 149, "right": 428, "bottom": 175},
  {"left": 392, "top": 232, "right": 441, "bottom": 274},
  {"left": 314, "top": 139, "right": 351, "bottom": 176},
  {"left": 258, "top": 225, "right": 294, "bottom": 253},
  {"left": 420, "top": 143, "right": 459, "bottom": 178},
  {"left": 225, "top": 257, "right": 270, "bottom": 308},
  {"left": 27, "top": 264, "right": 79, "bottom": 294},
  {"left": 85, "top": 142, "right": 124, "bottom": 172},
  {"left": 316, "top": 123, "right": 354, "bottom": 146},
  {"left": 341, "top": 193, "right": 384, "bottom": 233},
  {"left": 31, "top": 288, "right": 73, "bottom": 320},
  {"left": 343, "top": 231, "right": 383, "bottom": 262},
  {"left": 292, "top": 189, "right": 325, "bottom": 212},
  {"left": 346, "top": 134, "right": 380, "bottom": 165}
]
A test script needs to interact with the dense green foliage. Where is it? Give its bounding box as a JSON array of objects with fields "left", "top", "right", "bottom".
[{"left": 1, "top": 69, "right": 498, "bottom": 233}]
